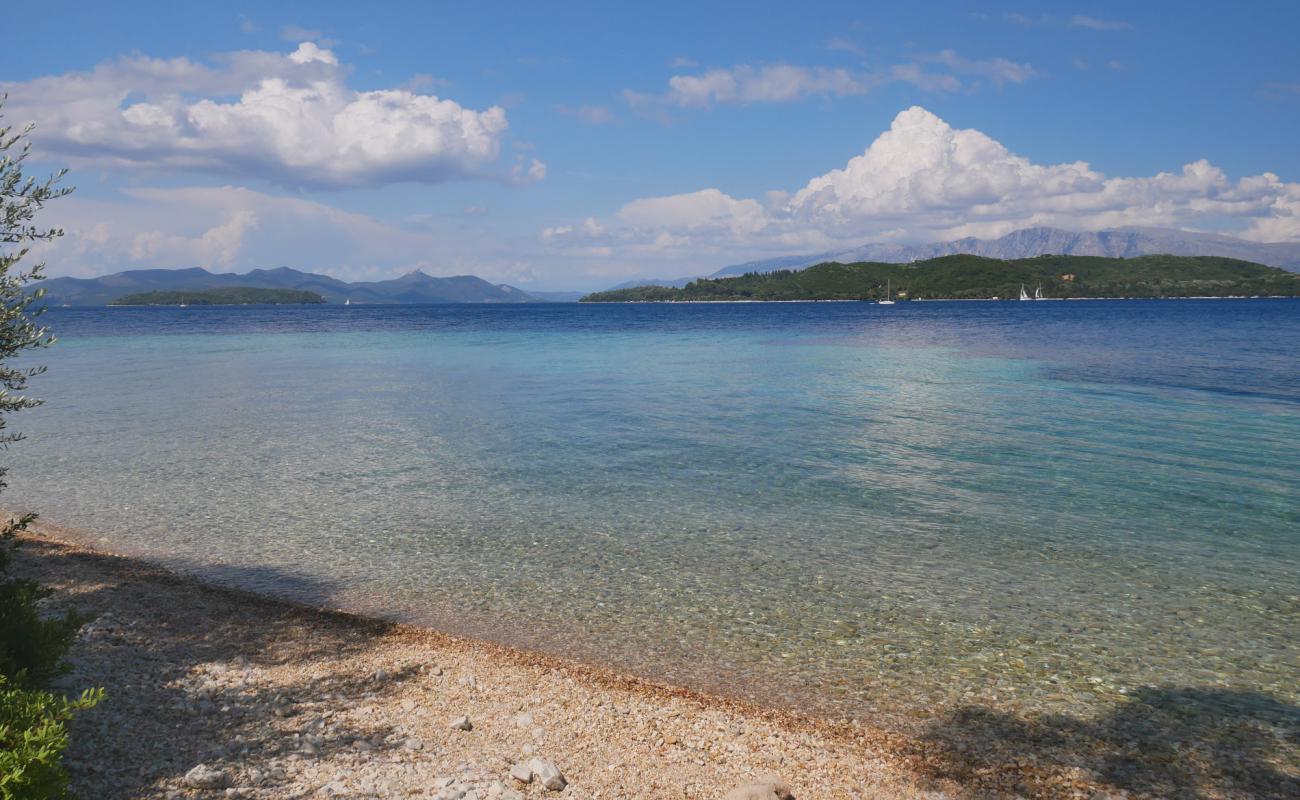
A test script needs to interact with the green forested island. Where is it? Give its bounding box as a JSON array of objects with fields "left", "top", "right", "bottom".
[
  {"left": 581, "top": 254, "right": 1300, "bottom": 302},
  {"left": 109, "top": 287, "right": 328, "bottom": 306}
]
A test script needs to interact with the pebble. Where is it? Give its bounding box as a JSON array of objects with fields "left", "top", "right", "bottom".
[
  {"left": 450, "top": 715, "right": 473, "bottom": 731},
  {"left": 527, "top": 757, "right": 567, "bottom": 792},
  {"left": 723, "top": 776, "right": 794, "bottom": 800},
  {"left": 509, "top": 762, "right": 533, "bottom": 784},
  {"left": 184, "top": 764, "right": 229, "bottom": 789}
]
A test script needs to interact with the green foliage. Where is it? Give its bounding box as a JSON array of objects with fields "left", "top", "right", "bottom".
[
  {"left": 109, "top": 286, "right": 328, "bottom": 306},
  {"left": 581, "top": 254, "right": 1300, "bottom": 302},
  {"left": 0, "top": 676, "right": 102, "bottom": 800},
  {"left": 1, "top": 97, "right": 100, "bottom": 799},
  {"left": 0, "top": 577, "right": 83, "bottom": 689}
]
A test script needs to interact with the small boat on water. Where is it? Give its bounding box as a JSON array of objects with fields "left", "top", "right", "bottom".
[
  {"left": 1019, "top": 284, "right": 1031, "bottom": 301},
  {"left": 344, "top": 298, "right": 352, "bottom": 306},
  {"left": 878, "top": 279, "right": 896, "bottom": 305},
  {"left": 1035, "top": 284, "right": 1045, "bottom": 300}
]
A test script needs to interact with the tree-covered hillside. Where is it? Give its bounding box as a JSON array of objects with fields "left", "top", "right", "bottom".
[
  {"left": 582, "top": 254, "right": 1300, "bottom": 302},
  {"left": 109, "top": 287, "right": 326, "bottom": 305}
]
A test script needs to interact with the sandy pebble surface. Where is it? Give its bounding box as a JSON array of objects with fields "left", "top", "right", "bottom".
[
  {"left": 16, "top": 529, "right": 1296, "bottom": 799},
  {"left": 17, "top": 533, "right": 938, "bottom": 800}
]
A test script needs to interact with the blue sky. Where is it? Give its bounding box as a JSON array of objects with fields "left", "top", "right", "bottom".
[{"left": 4, "top": 0, "right": 1299, "bottom": 289}]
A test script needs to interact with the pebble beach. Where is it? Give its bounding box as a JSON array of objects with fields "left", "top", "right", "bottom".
[
  {"left": 20, "top": 532, "right": 934, "bottom": 800},
  {"left": 18, "top": 521, "right": 1300, "bottom": 800}
]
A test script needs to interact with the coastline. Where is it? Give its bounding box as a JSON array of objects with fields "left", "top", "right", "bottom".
[
  {"left": 578, "top": 295, "right": 1298, "bottom": 303},
  {"left": 17, "top": 527, "right": 932, "bottom": 800},
  {"left": 16, "top": 520, "right": 1298, "bottom": 799}
]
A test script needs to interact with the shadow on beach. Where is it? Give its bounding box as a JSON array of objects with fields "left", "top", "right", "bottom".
[
  {"left": 908, "top": 686, "right": 1300, "bottom": 799},
  {"left": 19, "top": 538, "right": 422, "bottom": 798},
  {"left": 19, "top": 536, "right": 1300, "bottom": 799}
]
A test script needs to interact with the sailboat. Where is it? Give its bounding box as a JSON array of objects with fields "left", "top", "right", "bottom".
[
  {"left": 344, "top": 298, "right": 352, "bottom": 306},
  {"left": 878, "top": 278, "right": 896, "bottom": 305},
  {"left": 1034, "top": 284, "right": 1045, "bottom": 300},
  {"left": 1019, "top": 284, "right": 1030, "bottom": 301},
  {"left": 178, "top": 296, "right": 188, "bottom": 308}
]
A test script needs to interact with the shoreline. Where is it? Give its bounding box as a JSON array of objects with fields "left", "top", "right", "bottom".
[
  {"left": 577, "top": 295, "right": 1298, "bottom": 303},
  {"left": 17, "top": 528, "right": 935, "bottom": 800},
  {"left": 16, "top": 523, "right": 1297, "bottom": 799}
]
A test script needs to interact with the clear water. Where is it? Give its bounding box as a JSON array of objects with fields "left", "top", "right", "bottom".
[{"left": 7, "top": 300, "right": 1299, "bottom": 727}]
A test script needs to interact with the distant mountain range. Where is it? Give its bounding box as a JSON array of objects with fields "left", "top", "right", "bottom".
[
  {"left": 613, "top": 226, "right": 1300, "bottom": 290},
  {"left": 34, "top": 266, "right": 539, "bottom": 306}
]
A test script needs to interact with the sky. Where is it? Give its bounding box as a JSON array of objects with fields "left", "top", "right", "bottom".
[{"left": 3, "top": 0, "right": 1299, "bottom": 290}]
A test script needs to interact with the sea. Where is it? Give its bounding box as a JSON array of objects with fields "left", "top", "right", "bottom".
[{"left": 7, "top": 298, "right": 1298, "bottom": 732}]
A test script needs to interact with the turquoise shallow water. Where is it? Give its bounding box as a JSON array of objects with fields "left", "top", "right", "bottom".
[{"left": 7, "top": 299, "right": 1299, "bottom": 727}]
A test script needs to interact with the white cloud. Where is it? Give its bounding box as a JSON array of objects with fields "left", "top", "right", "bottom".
[
  {"left": 627, "top": 51, "right": 1035, "bottom": 112},
  {"left": 281, "top": 24, "right": 320, "bottom": 40},
  {"left": 919, "top": 50, "right": 1035, "bottom": 87},
  {"left": 556, "top": 104, "right": 615, "bottom": 124},
  {"left": 128, "top": 209, "right": 259, "bottom": 267},
  {"left": 1, "top": 42, "right": 521, "bottom": 190},
  {"left": 541, "top": 106, "right": 1300, "bottom": 264},
  {"left": 826, "top": 37, "right": 866, "bottom": 56},
  {"left": 1069, "top": 15, "right": 1131, "bottom": 31},
  {"left": 31, "top": 185, "right": 567, "bottom": 284},
  {"left": 629, "top": 64, "right": 875, "bottom": 109}
]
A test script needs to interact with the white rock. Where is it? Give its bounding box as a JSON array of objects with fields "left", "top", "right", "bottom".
[
  {"left": 184, "top": 764, "right": 229, "bottom": 789},
  {"left": 450, "top": 715, "right": 473, "bottom": 731},
  {"left": 509, "top": 762, "right": 533, "bottom": 784},
  {"left": 723, "top": 777, "right": 794, "bottom": 800},
  {"left": 403, "top": 736, "right": 425, "bottom": 750},
  {"left": 513, "top": 712, "right": 534, "bottom": 728},
  {"left": 527, "top": 757, "right": 567, "bottom": 791}
]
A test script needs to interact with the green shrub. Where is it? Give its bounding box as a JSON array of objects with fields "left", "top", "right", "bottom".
[
  {"left": 0, "top": 100, "right": 101, "bottom": 799},
  {"left": 0, "top": 576, "right": 84, "bottom": 689},
  {"left": 0, "top": 676, "right": 102, "bottom": 800}
]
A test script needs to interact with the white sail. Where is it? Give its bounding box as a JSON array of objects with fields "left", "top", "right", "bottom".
[
  {"left": 1034, "top": 285, "right": 1044, "bottom": 300},
  {"left": 1019, "top": 284, "right": 1030, "bottom": 301}
]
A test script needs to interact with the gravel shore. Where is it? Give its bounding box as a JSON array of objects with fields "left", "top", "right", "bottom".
[
  {"left": 17, "top": 533, "right": 933, "bottom": 800},
  {"left": 19, "top": 530, "right": 1297, "bottom": 800}
]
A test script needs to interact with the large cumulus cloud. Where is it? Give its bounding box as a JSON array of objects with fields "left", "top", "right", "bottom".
[
  {"left": 544, "top": 106, "right": 1300, "bottom": 259},
  {"left": 1, "top": 43, "right": 539, "bottom": 189}
]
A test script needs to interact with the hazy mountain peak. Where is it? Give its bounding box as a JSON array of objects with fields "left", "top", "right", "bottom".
[
  {"left": 34, "top": 266, "right": 541, "bottom": 305},
  {"left": 703, "top": 226, "right": 1300, "bottom": 281}
]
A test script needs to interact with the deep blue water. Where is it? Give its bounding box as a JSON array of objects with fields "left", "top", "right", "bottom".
[{"left": 8, "top": 299, "right": 1299, "bottom": 723}]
